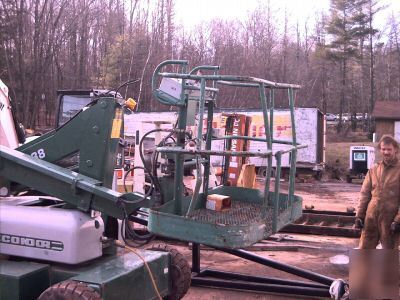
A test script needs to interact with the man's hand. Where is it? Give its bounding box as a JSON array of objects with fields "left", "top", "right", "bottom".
[
  {"left": 390, "top": 221, "right": 400, "bottom": 233},
  {"left": 355, "top": 217, "right": 364, "bottom": 230}
]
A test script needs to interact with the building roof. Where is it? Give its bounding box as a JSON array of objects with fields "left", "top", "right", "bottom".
[{"left": 372, "top": 101, "right": 400, "bottom": 120}]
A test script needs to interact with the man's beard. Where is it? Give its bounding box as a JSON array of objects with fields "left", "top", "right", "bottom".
[{"left": 383, "top": 155, "right": 396, "bottom": 164}]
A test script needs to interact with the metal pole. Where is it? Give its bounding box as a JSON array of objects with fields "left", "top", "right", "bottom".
[
  {"left": 199, "top": 269, "right": 328, "bottom": 288},
  {"left": 288, "top": 88, "right": 297, "bottom": 218},
  {"left": 192, "top": 243, "right": 201, "bottom": 273},
  {"left": 203, "top": 101, "right": 214, "bottom": 195},
  {"left": 273, "top": 151, "right": 282, "bottom": 232},
  {"left": 191, "top": 277, "right": 330, "bottom": 297},
  {"left": 269, "top": 89, "right": 275, "bottom": 142},
  {"left": 217, "top": 248, "right": 334, "bottom": 286},
  {"left": 259, "top": 84, "right": 272, "bottom": 207},
  {"left": 173, "top": 64, "right": 188, "bottom": 215},
  {"left": 187, "top": 79, "right": 206, "bottom": 215}
]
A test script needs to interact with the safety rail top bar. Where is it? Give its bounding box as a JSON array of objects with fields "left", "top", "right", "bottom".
[
  {"left": 218, "top": 80, "right": 303, "bottom": 90},
  {"left": 211, "top": 135, "right": 302, "bottom": 146},
  {"left": 278, "top": 145, "right": 308, "bottom": 155},
  {"left": 158, "top": 145, "right": 306, "bottom": 165},
  {"left": 156, "top": 147, "right": 273, "bottom": 158},
  {"left": 189, "top": 65, "right": 220, "bottom": 74},
  {"left": 185, "top": 85, "right": 219, "bottom": 92},
  {"left": 157, "top": 72, "right": 301, "bottom": 90},
  {"left": 218, "top": 80, "right": 261, "bottom": 88},
  {"left": 161, "top": 145, "right": 306, "bottom": 158},
  {"left": 189, "top": 66, "right": 220, "bottom": 90}
]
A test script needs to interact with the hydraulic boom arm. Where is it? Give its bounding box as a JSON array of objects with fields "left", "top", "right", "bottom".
[{"left": 0, "top": 97, "right": 150, "bottom": 219}]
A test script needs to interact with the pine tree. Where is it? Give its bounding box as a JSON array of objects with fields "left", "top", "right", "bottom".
[{"left": 326, "top": 0, "right": 361, "bottom": 132}]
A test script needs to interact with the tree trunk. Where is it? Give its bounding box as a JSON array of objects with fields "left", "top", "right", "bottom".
[
  {"left": 338, "top": 59, "right": 347, "bottom": 133},
  {"left": 368, "top": 0, "right": 375, "bottom": 132}
]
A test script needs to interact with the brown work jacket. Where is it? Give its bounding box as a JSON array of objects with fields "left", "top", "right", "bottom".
[{"left": 356, "top": 157, "right": 400, "bottom": 223}]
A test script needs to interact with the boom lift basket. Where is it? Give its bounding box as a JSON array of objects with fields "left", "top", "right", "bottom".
[{"left": 148, "top": 60, "right": 305, "bottom": 249}]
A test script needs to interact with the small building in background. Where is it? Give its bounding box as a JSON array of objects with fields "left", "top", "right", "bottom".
[{"left": 372, "top": 101, "right": 400, "bottom": 141}]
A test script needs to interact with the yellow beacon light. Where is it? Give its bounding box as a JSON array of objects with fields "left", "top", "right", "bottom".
[{"left": 125, "top": 98, "right": 137, "bottom": 110}]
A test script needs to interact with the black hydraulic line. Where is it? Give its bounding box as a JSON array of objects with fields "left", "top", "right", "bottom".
[
  {"left": 198, "top": 269, "right": 328, "bottom": 289},
  {"left": 139, "top": 129, "right": 164, "bottom": 199},
  {"left": 129, "top": 215, "right": 148, "bottom": 226},
  {"left": 191, "top": 277, "right": 330, "bottom": 297},
  {"left": 215, "top": 248, "right": 334, "bottom": 286},
  {"left": 123, "top": 166, "right": 153, "bottom": 195}
]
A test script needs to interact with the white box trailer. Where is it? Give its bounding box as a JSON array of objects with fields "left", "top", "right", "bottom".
[
  {"left": 209, "top": 108, "right": 325, "bottom": 177},
  {"left": 124, "top": 107, "right": 325, "bottom": 177}
]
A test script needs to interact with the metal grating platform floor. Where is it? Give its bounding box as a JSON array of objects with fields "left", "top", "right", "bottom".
[{"left": 187, "top": 201, "right": 272, "bottom": 226}]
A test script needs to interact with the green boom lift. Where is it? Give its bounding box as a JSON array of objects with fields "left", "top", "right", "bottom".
[{"left": 0, "top": 60, "right": 347, "bottom": 299}]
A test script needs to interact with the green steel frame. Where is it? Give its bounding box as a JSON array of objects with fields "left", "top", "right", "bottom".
[
  {"left": 0, "top": 250, "right": 170, "bottom": 300},
  {"left": 0, "top": 97, "right": 174, "bottom": 300},
  {"left": 0, "top": 98, "right": 151, "bottom": 219},
  {"left": 148, "top": 60, "right": 306, "bottom": 247}
]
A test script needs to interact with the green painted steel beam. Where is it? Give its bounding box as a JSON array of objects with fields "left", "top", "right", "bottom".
[
  {"left": 0, "top": 251, "right": 170, "bottom": 300},
  {"left": 259, "top": 83, "right": 272, "bottom": 207},
  {"left": 273, "top": 152, "right": 282, "bottom": 232},
  {"left": 288, "top": 88, "right": 298, "bottom": 219},
  {"left": 269, "top": 89, "right": 275, "bottom": 144},
  {"left": 0, "top": 146, "right": 148, "bottom": 219},
  {"left": 0, "top": 97, "right": 151, "bottom": 220},
  {"left": 0, "top": 260, "right": 50, "bottom": 300},
  {"left": 16, "top": 98, "right": 122, "bottom": 187},
  {"left": 186, "top": 78, "right": 206, "bottom": 215},
  {"left": 71, "top": 251, "right": 170, "bottom": 300},
  {"left": 202, "top": 101, "right": 214, "bottom": 195}
]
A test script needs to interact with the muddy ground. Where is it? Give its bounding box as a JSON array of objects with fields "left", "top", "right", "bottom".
[
  {"left": 286, "top": 180, "right": 361, "bottom": 213},
  {"left": 147, "top": 180, "right": 362, "bottom": 299}
]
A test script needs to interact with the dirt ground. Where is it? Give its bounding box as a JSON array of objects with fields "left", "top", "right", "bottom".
[
  {"left": 148, "top": 180, "right": 362, "bottom": 299},
  {"left": 288, "top": 180, "right": 361, "bottom": 212},
  {"left": 179, "top": 231, "right": 357, "bottom": 299}
]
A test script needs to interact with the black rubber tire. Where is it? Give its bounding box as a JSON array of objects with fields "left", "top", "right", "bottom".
[
  {"left": 147, "top": 243, "right": 191, "bottom": 300},
  {"left": 38, "top": 280, "right": 102, "bottom": 300}
]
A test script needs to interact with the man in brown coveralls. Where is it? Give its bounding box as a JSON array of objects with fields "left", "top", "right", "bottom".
[{"left": 355, "top": 134, "right": 400, "bottom": 249}]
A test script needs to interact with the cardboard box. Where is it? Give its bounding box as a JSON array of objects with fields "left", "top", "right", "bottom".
[
  {"left": 206, "top": 194, "right": 232, "bottom": 211},
  {"left": 237, "top": 164, "right": 256, "bottom": 188}
]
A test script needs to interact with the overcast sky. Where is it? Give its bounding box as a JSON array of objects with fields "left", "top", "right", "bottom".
[{"left": 174, "top": 0, "right": 400, "bottom": 34}]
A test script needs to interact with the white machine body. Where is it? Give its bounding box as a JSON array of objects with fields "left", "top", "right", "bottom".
[
  {"left": 0, "top": 79, "right": 19, "bottom": 149},
  {"left": 0, "top": 204, "right": 104, "bottom": 264}
]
